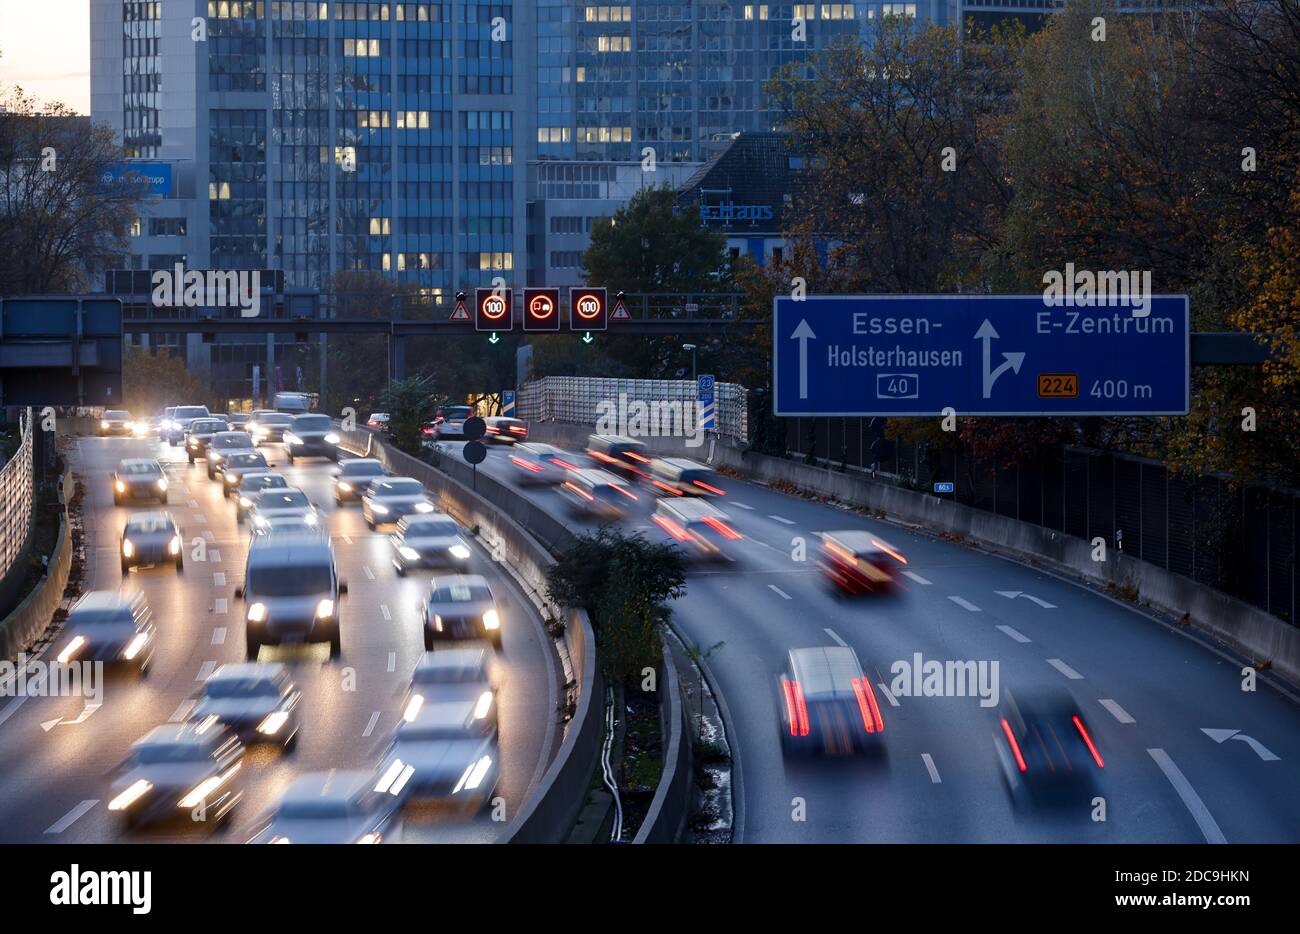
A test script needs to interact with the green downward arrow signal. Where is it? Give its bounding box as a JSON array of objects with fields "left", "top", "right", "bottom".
[
  {"left": 582, "top": 332, "right": 594, "bottom": 344},
  {"left": 488, "top": 333, "right": 500, "bottom": 345}
]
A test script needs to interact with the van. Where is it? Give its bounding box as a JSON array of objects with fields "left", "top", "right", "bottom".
[
  {"left": 273, "top": 392, "right": 313, "bottom": 415},
  {"left": 649, "top": 457, "right": 726, "bottom": 496},
  {"left": 236, "top": 534, "right": 348, "bottom": 659}
]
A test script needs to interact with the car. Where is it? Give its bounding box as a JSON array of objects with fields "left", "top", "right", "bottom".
[
  {"left": 159, "top": 407, "right": 177, "bottom": 438},
  {"left": 993, "top": 689, "right": 1105, "bottom": 809},
  {"left": 183, "top": 418, "right": 230, "bottom": 463},
  {"left": 249, "top": 488, "right": 321, "bottom": 532},
  {"left": 250, "top": 770, "right": 400, "bottom": 844},
  {"left": 273, "top": 391, "right": 314, "bottom": 416},
  {"left": 54, "top": 590, "right": 156, "bottom": 675},
  {"left": 132, "top": 415, "right": 158, "bottom": 439},
  {"left": 361, "top": 476, "right": 435, "bottom": 530},
  {"left": 507, "top": 443, "right": 578, "bottom": 484},
  {"left": 332, "top": 457, "right": 386, "bottom": 503},
  {"left": 217, "top": 450, "right": 271, "bottom": 498},
  {"left": 560, "top": 468, "right": 638, "bottom": 519},
  {"left": 586, "top": 434, "right": 653, "bottom": 480},
  {"left": 391, "top": 514, "right": 471, "bottom": 576},
  {"left": 205, "top": 431, "right": 257, "bottom": 479},
  {"left": 432, "top": 405, "right": 475, "bottom": 439},
  {"left": 191, "top": 662, "right": 301, "bottom": 749},
  {"left": 248, "top": 410, "right": 293, "bottom": 444},
  {"left": 112, "top": 458, "right": 169, "bottom": 505},
  {"left": 99, "top": 409, "right": 133, "bottom": 436},
  {"left": 234, "top": 472, "right": 290, "bottom": 522},
  {"left": 237, "top": 533, "right": 347, "bottom": 659},
  {"left": 402, "top": 646, "right": 497, "bottom": 735},
  {"left": 420, "top": 574, "right": 502, "bottom": 649},
  {"left": 283, "top": 414, "right": 341, "bottom": 464},
  {"left": 227, "top": 411, "right": 252, "bottom": 432},
  {"left": 652, "top": 498, "right": 741, "bottom": 562},
  {"left": 649, "top": 457, "right": 726, "bottom": 497},
  {"left": 251, "top": 516, "right": 328, "bottom": 539},
  {"left": 366, "top": 412, "right": 390, "bottom": 431},
  {"left": 377, "top": 707, "right": 499, "bottom": 809},
  {"left": 778, "top": 646, "right": 885, "bottom": 756},
  {"left": 121, "top": 511, "right": 184, "bottom": 575},
  {"left": 483, "top": 416, "right": 528, "bottom": 444},
  {"left": 163, "top": 405, "right": 212, "bottom": 445},
  {"left": 817, "top": 530, "right": 907, "bottom": 594},
  {"left": 107, "top": 722, "right": 244, "bottom": 829}
]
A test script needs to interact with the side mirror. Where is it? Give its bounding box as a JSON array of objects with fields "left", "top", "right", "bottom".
[
  {"left": 338, "top": 580, "right": 349, "bottom": 596},
  {"left": 233, "top": 586, "right": 244, "bottom": 599}
]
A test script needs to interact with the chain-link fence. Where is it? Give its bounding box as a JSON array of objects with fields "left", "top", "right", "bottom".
[
  {"left": 0, "top": 408, "right": 34, "bottom": 587},
  {"left": 517, "top": 376, "right": 749, "bottom": 443}
]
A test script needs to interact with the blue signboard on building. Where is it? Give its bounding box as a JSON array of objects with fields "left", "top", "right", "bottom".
[
  {"left": 100, "top": 162, "right": 173, "bottom": 197},
  {"left": 773, "top": 295, "right": 1190, "bottom": 417}
]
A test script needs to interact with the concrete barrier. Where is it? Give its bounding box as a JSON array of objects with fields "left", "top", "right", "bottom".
[
  {"left": 0, "top": 470, "right": 74, "bottom": 661},
  {"left": 632, "top": 647, "right": 691, "bottom": 844}
]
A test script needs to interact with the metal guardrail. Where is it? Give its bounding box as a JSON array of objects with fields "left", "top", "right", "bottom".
[{"left": 0, "top": 409, "right": 34, "bottom": 588}]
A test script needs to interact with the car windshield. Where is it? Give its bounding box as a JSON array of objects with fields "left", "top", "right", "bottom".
[
  {"left": 175, "top": 407, "right": 209, "bottom": 419},
  {"left": 213, "top": 434, "right": 252, "bottom": 448},
  {"left": 342, "top": 461, "right": 383, "bottom": 477},
  {"left": 229, "top": 413, "right": 249, "bottom": 422},
  {"left": 247, "top": 564, "right": 331, "bottom": 596},
  {"left": 191, "top": 420, "right": 224, "bottom": 433},
  {"left": 430, "top": 582, "right": 491, "bottom": 603},
  {"left": 126, "top": 516, "right": 173, "bottom": 534},
  {"left": 135, "top": 742, "right": 210, "bottom": 765},
  {"left": 261, "top": 414, "right": 292, "bottom": 425},
  {"left": 121, "top": 462, "right": 161, "bottom": 476},
  {"left": 404, "top": 517, "right": 457, "bottom": 537},
  {"left": 376, "top": 479, "right": 423, "bottom": 497},
  {"left": 242, "top": 475, "right": 287, "bottom": 492},
  {"left": 279, "top": 796, "right": 373, "bottom": 819},
  {"left": 105, "top": 410, "right": 130, "bottom": 419},
  {"left": 443, "top": 407, "right": 472, "bottom": 419},
  {"left": 293, "top": 416, "right": 332, "bottom": 431},
  {"left": 415, "top": 666, "right": 484, "bottom": 685},
  {"left": 205, "top": 678, "right": 279, "bottom": 699},
  {"left": 226, "top": 453, "right": 266, "bottom": 468},
  {"left": 259, "top": 491, "right": 309, "bottom": 509}
]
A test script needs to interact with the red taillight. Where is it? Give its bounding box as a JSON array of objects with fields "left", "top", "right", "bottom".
[
  {"left": 553, "top": 459, "right": 579, "bottom": 471},
  {"left": 1001, "top": 719, "right": 1028, "bottom": 772},
  {"left": 563, "top": 481, "right": 595, "bottom": 502},
  {"left": 368, "top": 420, "right": 379, "bottom": 427},
  {"left": 850, "top": 677, "right": 884, "bottom": 733},
  {"left": 870, "top": 538, "right": 908, "bottom": 565},
  {"left": 421, "top": 426, "right": 434, "bottom": 435},
  {"left": 782, "top": 678, "right": 809, "bottom": 737},
  {"left": 1072, "top": 715, "right": 1104, "bottom": 768},
  {"left": 486, "top": 425, "right": 500, "bottom": 434},
  {"left": 612, "top": 484, "right": 638, "bottom": 501},
  {"left": 588, "top": 450, "right": 620, "bottom": 466},
  {"left": 652, "top": 479, "right": 684, "bottom": 496},
  {"left": 508, "top": 425, "right": 527, "bottom": 434},
  {"left": 701, "top": 515, "right": 742, "bottom": 540},
  {"left": 693, "top": 479, "right": 726, "bottom": 495},
  {"left": 624, "top": 451, "right": 651, "bottom": 463},
  {"left": 653, "top": 515, "right": 690, "bottom": 542},
  {"left": 511, "top": 456, "right": 543, "bottom": 473}
]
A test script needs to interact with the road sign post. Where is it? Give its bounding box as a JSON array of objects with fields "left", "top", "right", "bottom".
[
  {"left": 773, "top": 295, "right": 1190, "bottom": 416},
  {"left": 698, "top": 374, "right": 716, "bottom": 431}
]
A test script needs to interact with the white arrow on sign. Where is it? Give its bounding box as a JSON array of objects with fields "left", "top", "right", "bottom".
[
  {"left": 1201, "top": 728, "right": 1280, "bottom": 761},
  {"left": 974, "top": 319, "right": 1025, "bottom": 399},
  {"left": 40, "top": 703, "right": 102, "bottom": 732},
  {"left": 995, "top": 590, "right": 1057, "bottom": 609},
  {"left": 790, "top": 319, "right": 817, "bottom": 400}
]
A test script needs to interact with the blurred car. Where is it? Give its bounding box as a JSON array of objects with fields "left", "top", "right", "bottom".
[
  {"left": 402, "top": 646, "right": 496, "bottom": 735},
  {"left": 420, "top": 574, "right": 501, "bottom": 649},
  {"left": 183, "top": 417, "right": 231, "bottom": 463},
  {"left": 378, "top": 708, "right": 499, "bottom": 809},
  {"left": 234, "top": 472, "right": 290, "bottom": 522},
  {"left": 227, "top": 412, "right": 251, "bottom": 432},
  {"left": 112, "top": 458, "right": 169, "bottom": 505},
  {"left": 132, "top": 416, "right": 157, "bottom": 439},
  {"left": 191, "top": 662, "right": 301, "bottom": 749},
  {"left": 252, "top": 516, "right": 327, "bottom": 539},
  {"left": 652, "top": 498, "right": 741, "bottom": 562},
  {"left": 432, "top": 405, "right": 475, "bottom": 440},
  {"left": 818, "top": 530, "right": 907, "bottom": 594},
  {"left": 362, "top": 476, "right": 435, "bottom": 530},
  {"left": 332, "top": 457, "right": 386, "bottom": 503},
  {"left": 483, "top": 416, "right": 528, "bottom": 444},
  {"left": 508, "top": 443, "right": 577, "bottom": 484},
  {"left": 121, "top": 511, "right": 184, "bottom": 575},
  {"left": 205, "top": 431, "right": 257, "bottom": 479},
  {"left": 560, "top": 468, "right": 637, "bottom": 519},
  {"left": 366, "top": 412, "right": 390, "bottom": 431},
  {"left": 99, "top": 409, "right": 133, "bottom": 436},
  {"left": 649, "top": 457, "right": 726, "bottom": 497},
  {"left": 238, "top": 533, "right": 347, "bottom": 659},
  {"left": 391, "top": 513, "right": 471, "bottom": 576},
  {"left": 993, "top": 689, "right": 1105, "bottom": 808},
  {"left": 586, "top": 434, "right": 652, "bottom": 480},
  {"left": 778, "top": 646, "right": 884, "bottom": 756},
  {"left": 218, "top": 450, "right": 271, "bottom": 498},
  {"left": 163, "top": 405, "right": 212, "bottom": 445},
  {"left": 107, "top": 722, "right": 244, "bottom": 829},
  {"left": 284, "top": 414, "right": 341, "bottom": 464},
  {"left": 249, "top": 488, "right": 321, "bottom": 532},
  {"left": 54, "top": 590, "right": 155, "bottom": 675},
  {"left": 159, "top": 407, "right": 176, "bottom": 439},
  {"left": 249, "top": 410, "right": 293, "bottom": 444},
  {"left": 250, "top": 770, "right": 399, "bottom": 844}
]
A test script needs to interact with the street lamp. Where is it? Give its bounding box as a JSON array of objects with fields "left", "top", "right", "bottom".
[{"left": 682, "top": 343, "right": 697, "bottom": 382}]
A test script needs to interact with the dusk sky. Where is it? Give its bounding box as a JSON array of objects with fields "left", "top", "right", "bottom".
[{"left": 0, "top": 1, "right": 91, "bottom": 113}]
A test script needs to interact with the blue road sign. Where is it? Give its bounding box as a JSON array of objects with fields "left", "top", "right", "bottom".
[
  {"left": 698, "top": 374, "right": 716, "bottom": 430},
  {"left": 933, "top": 482, "right": 955, "bottom": 494},
  {"left": 502, "top": 390, "right": 516, "bottom": 417},
  {"left": 773, "top": 295, "right": 1190, "bottom": 417}
]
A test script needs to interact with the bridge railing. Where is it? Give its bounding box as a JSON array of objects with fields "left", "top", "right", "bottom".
[{"left": 0, "top": 409, "right": 34, "bottom": 588}]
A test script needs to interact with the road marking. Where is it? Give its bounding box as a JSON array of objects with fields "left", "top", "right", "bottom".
[
  {"left": 730, "top": 501, "right": 753, "bottom": 510},
  {"left": 212, "top": 572, "right": 226, "bottom": 587},
  {"left": 41, "top": 703, "right": 102, "bottom": 731},
  {"left": 362, "top": 711, "right": 381, "bottom": 737},
  {"left": 1046, "top": 658, "right": 1083, "bottom": 680},
  {"left": 1201, "top": 728, "right": 1280, "bottom": 761},
  {"left": 340, "top": 533, "right": 353, "bottom": 544},
  {"left": 995, "top": 590, "right": 1057, "bottom": 609},
  {"left": 768, "top": 584, "right": 792, "bottom": 600},
  {"left": 211, "top": 627, "right": 227, "bottom": 646},
  {"left": 386, "top": 652, "right": 396, "bottom": 673},
  {"left": 364, "top": 565, "right": 376, "bottom": 581},
  {"left": 947, "top": 596, "right": 981, "bottom": 612},
  {"left": 823, "top": 628, "right": 847, "bottom": 647},
  {"left": 196, "top": 661, "right": 216, "bottom": 681},
  {"left": 169, "top": 699, "right": 196, "bottom": 722},
  {"left": 902, "top": 571, "right": 932, "bottom": 585},
  {"left": 876, "top": 682, "right": 901, "bottom": 707},
  {"left": 1099, "top": 698, "right": 1136, "bottom": 724},
  {"left": 380, "top": 603, "right": 392, "bottom": 621},
  {"left": 208, "top": 548, "right": 221, "bottom": 563},
  {"left": 45, "top": 800, "right": 98, "bottom": 835},
  {"left": 921, "top": 753, "right": 942, "bottom": 784},
  {"left": 203, "top": 530, "right": 215, "bottom": 542},
  {"left": 768, "top": 515, "right": 796, "bottom": 525},
  {"left": 1147, "top": 748, "right": 1227, "bottom": 844},
  {"left": 0, "top": 695, "right": 27, "bottom": 728},
  {"left": 996, "top": 624, "right": 1031, "bottom": 644},
  {"left": 187, "top": 499, "right": 199, "bottom": 509}
]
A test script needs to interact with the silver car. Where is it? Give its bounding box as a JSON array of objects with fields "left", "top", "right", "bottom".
[
  {"left": 390, "top": 514, "right": 471, "bottom": 576},
  {"left": 112, "top": 458, "right": 169, "bottom": 505},
  {"left": 402, "top": 646, "right": 497, "bottom": 735},
  {"left": 206, "top": 431, "right": 257, "bottom": 479},
  {"left": 362, "top": 476, "right": 435, "bottom": 530},
  {"left": 184, "top": 418, "right": 231, "bottom": 463},
  {"left": 218, "top": 450, "right": 271, "bottom": 498},
  {"left": 378, "top": 707, "right": 499, "bottom": 809},
  {"left": 191, "top": 662, "right": 301, "bottom": 749},
  {"left": 164, "top": 405, "right": 212, "bottom": 445},
  {"left": 237, "top": 533, "right": 347, "bottom": 658},
  {"left": 283, "top": 414, "right": 341, "bottom": 464},
  {"left": 107, "top": 722, "right": 244, "bottom": 829},
  {"left": 249, "top": 488, "right": 321, "bottom": 533},
  {"left": 251, "top": 769, "right": 400, "bottom": 844},
  {"left": 54, "top": 590, "right": 155, "bottom": 674},
  {"left": 507, "top": 443, "right": 576, "bottom": 485},
  {"left": 234, "top": 472, "right": 290, "bottom": 522},
  {"left": 99, "top": 409, "right": 133, "bottom": 436},
  {"left": 332, "top": 457, "right": 386, "bottom": 503},
  {"left": 121, "top": 511, "right": 184, "bottom": 575},
  {"left": 420, "top": 574, "right": 502, "bottom": 649},
  {"left": 249, "top": 410, "right": 293, "bottom": 445}
]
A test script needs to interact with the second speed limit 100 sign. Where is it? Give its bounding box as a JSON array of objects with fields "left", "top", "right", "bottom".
[{"left": 568, "top": 286, "right": 607, "bottom": 331}]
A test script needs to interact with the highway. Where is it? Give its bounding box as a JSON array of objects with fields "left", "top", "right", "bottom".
[
  {"left": 443, "top": 434, "right": 1300, "bottom": 844},
  {"left": 0, "top": 433, "right": 560, "bottom": 843}
]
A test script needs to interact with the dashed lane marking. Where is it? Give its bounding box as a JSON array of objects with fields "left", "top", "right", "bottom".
[
  {"left": 1100, "top": 698, "right": 1136, "bottom": 723},
  {"left": 768, "top": 584, "right": 792, "bottom": 600},
  {"left": 902, "top": 571, "right": 932, "bottom": 585},
  {"left": 44, "top": 800, "right": 98, "bottom": 835},
  {"left": 1046, "top": 658, "right": 1084, "bottom": 680},
  {"left": 947, "top": 596, "right": 981, "bottom": 612},
  {"left": 922, "top": 754, "right": 942, "bottom": 784},
  {"left": 996, "top": 624, "right": 1031, "bottom": 644}
]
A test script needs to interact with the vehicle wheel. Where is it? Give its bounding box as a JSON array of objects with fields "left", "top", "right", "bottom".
[
  {"left": 366, "top": 518, "right": 375, "bottom": 531},
  {"left": 188, "top": 453, "right": 195, "bottom": 464},
  {"left": 287, "top": 454, "right": 294, "bottom": 465},
  {"left": 121, "top": 561, "right": 130, "bottom": 577},
  {"left": 245, "top": 635, "right": 260, "bottom": 661},
  {"left": 328, "top": 630, "right": 342, "bottom": 659},
  {"left": 175, "top": 558, "right": 184, "bottom": 575}
]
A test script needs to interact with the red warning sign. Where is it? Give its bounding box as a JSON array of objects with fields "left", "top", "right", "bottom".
[
  {"left": 611, "top": 296, "right": 631, "bottom": 321},
  {"left": 450, "top": 298, "right": 470, "bottom": 321}
]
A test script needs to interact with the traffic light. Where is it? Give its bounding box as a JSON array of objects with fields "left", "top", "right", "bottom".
[
  {"left": 475, "top": 288, "right": 512, "bottom": 332},
  {"left": 569, "top": 286, "right": 607, "bottom": 332},
  {"left": 523, "top": 288, "right": 561, "bottom": 332}
]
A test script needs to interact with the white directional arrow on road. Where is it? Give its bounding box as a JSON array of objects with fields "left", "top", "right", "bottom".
[
  {"left": 1201, "top": 728, "right": 1280, "bottom": 761},
  {"left": 995, "top": 590, "right": 1057, "bottom": 609},
  {"left": 40, "top": 703, "right": 102, "bottom": 732},
  {"left": 974, "top": 319, "right": 1025, "bottom": 398},
  {"left": 790, "top": 319, "right": 817, "bottom": 400}
]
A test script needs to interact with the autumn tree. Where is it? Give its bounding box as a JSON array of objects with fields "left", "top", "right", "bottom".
[{"left": 122, "top": 345, "right": 210, "bottom": 414}]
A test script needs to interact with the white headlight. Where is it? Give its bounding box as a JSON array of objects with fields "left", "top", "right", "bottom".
[
  {"left": 304, "top": 513, "right": 318, "bottom": 526},
  {"left": 100, "top": 419, "right": 109, "bottom": 429},
  {"left": 402, "top": 694, "right": 424, "bottom": 722},
  {"left": 108, "top": 779, "right": 153, "bottom": 811},
  {"left": 122, "top": 632, "right": 149, "bottom": 660},
  {"left": 372, "top": 504, "right": 389, "bottom": 514},
  {"left": 324, "top": 432, "right": 341, "bottom": 444},
  {"left": 473, "top": 690, "right": 493, "bottom": 720},
  {"left": 157, "top": 479, "right": 168, "bottom": 491},
  {"left": 257, "top": 711, "right": 289, "bottom": 735},
  {"left": 338, "top": 481, "right": 353, "bottom": 492},
  {"left": 449, "top": 543, "right": 471, "bottom": 560},
  {"left": 482, "top": 608, "right": 500, "bottom": 630},
  {"left": 453, "top": 755, "right": 493, "bottom": 794},
  {"left": 57, "top": 634, "right": 86, "bottom": 665},
  {"left": 284, "top": 433, "right": 301, "bottom": 445},
  {"left": 415, "top": 501, "right": 434, "bottom": 513},
  {"left": 239, "top": 496, "right": 252, "bottom": 507},
  {"left": 247, "top": 602, "right": 267, "bottom": 622},
  {"left": 122, "top": 538, "right": 134, "bottom": 558},
  {"left": 315, "top": 599, "right": 334, "bottom": 619},
  {"left": 399, "top": 546, "right": 420, "bottom": 561},
  {"left": 168, "top": 534, "right": 182, "bottom": 555}
]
